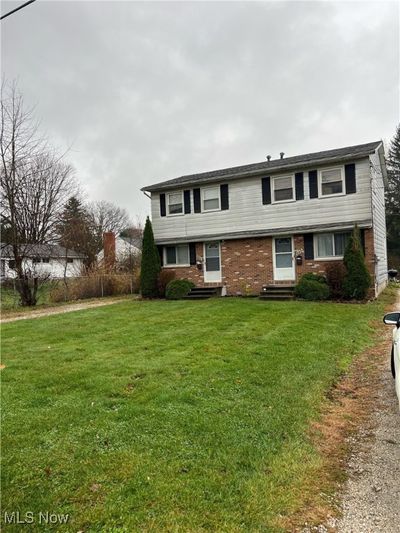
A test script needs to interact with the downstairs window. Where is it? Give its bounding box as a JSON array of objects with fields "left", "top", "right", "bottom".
[
  {"left": 315, "top": 232, "right": 351, "bottom": 259},
  {"left": 164, "top": 245, "right": 190, "bottom": 266}
]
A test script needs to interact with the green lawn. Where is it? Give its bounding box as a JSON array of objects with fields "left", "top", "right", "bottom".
[{"left": 0, "top": 296, "right": 391, "bottom": 532}]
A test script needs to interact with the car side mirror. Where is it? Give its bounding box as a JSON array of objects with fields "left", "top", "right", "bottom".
[{"left": 383, "top": 312, "right": 400, "bottom": 327}]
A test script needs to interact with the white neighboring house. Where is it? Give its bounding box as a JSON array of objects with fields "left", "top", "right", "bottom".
[
  {"left": 0, "top": 244, "right": 86, "bottom": 280},
  {"left": 97, "top": 235, "right": 141, "bottom": 265}
]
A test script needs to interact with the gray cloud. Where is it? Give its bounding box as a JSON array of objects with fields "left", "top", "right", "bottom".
[{"left": 2, "top": 0, "right": 399, "bottom": 221}]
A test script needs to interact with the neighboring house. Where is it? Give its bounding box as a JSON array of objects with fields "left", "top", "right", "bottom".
[
  {"left": 97, "top": 233, "right": 141, "bottom": 266},
  {"left": 0, "top": 244, "right": 85, "bottom": 280},
  {"left": 141, "top": 141, "right": 388, "bottom": 297}
]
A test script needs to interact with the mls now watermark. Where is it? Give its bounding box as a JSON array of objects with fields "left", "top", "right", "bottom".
[{"left": 3, "top": 511, "right": 70, "bottom": 525}]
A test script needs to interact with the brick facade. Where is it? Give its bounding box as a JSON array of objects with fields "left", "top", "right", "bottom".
[{"left": 162, "top": 228, "right": 376, "bottom": 296}]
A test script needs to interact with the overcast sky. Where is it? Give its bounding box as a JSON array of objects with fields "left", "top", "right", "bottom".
[{"left": 2, "top": 0, "right": 399, "bottom": 222}]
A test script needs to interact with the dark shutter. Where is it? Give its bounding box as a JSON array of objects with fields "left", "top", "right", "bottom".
[
  {"left": 360, "top": 229, "right": 366, "bottom": 255},
  {"left": 308, "top": 170, "right": 318, "bottom": 199},
  {"left": 193, "top": 188, "right": 201, "bottom": 213},
  {"left": 189, "top": 243, "right": 196, "bottom": 265},
  {"left": 262, "top": 177, "right": 271, "bottom": 205},
  {"left": 184, "top": 190, "right": 191, "bottom": 214},
  {"left": 220, "top": 184, "right": 229, "bottom": 210},
  {"left": 303, "top": 234, "right": 314, "bottom": 260},
  {"left": 160, "top": 193, "right": 166, "bottom": 217},
  {"left": 295, "top": 172, "right": 304, "bottom": 200},
  {"left": 345, "top": 163, "right": 356, "bottom": 194},
  {"left": 157, "top": 245, "right": 163, "bottom": 266}
]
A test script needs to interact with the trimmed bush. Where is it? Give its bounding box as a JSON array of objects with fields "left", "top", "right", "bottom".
[
  {"left": 343, "top": 225, "right": 372, "bottom": 300},
  {"left": 165, "top": 279, "right": 195, "bottom": 300},
  {"left": 294, "top": 273, "right": 330, "bottom": 301},
  {"left": 325, "top": 262, "right": 346, "bottom": 299},
  {"left": 140, "top": 217, "right": 161, "bottom": 298},
  {"left": 299, "top": 272, "right": 327, "bottom": 284}
]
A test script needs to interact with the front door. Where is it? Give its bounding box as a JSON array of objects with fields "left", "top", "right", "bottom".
[
  {"left": 273, "top": 237, "right": 295, "bottom": 281},
  {"left": 204, "top": 242, "right": 221, "bottom": 283}
]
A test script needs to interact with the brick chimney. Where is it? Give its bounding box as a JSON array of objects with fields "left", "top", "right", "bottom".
[{"left": 103, "top": 232, "right": 116, "bottom": 269}]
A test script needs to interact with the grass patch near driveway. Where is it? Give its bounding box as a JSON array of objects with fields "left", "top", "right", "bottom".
[{"left": 1, "top": 295, "right": 392, "bottom": 532}]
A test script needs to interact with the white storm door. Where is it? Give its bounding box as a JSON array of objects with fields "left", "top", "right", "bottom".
[
  {"left": 204, "top": 242, "right": 221, "bottom": 283},
  {"left": 273, "top": 237, "right": 295, "bottom": 281}
]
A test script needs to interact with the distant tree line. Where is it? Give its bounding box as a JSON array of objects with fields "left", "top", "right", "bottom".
[{"left": 386, "top": 124, "right": 400, "bottom": 270}]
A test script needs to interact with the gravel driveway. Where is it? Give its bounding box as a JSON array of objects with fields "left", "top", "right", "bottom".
[{"left": 336, "top": 294, "right": 400, "bottom": 533}]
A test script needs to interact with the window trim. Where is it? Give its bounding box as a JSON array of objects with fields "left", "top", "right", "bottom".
[
  {"left": 201, "top": 186, "right": 221, "bottom": 212},
  {"left": 318, "top": 166, "right": 345, "bottom": 198},
  {"left": 166, "top": 191, "right": 184, "bottom": 217},
  {"left": 314, "top": 231, "right": 350, "bottom": 260},
  {"left": 163, "top": 244, "right": 190, "bottom": 268},
  {"left": 271, "top": 174, "right": 295, "bottom": 204}
]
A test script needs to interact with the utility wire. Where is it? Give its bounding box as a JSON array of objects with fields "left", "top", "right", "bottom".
[{"left": 1, "top": 0, "right": 37, "bottom": 21}]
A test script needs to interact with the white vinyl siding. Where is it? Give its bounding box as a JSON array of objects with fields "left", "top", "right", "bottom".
[
  {"left": 369, "top": 150, "right": 388, "bottom": 293},
  {"left": 151, "top": 158, "right": 372, "bottom": 242},
  {"left": 319, "top": 167, "right": 344, "bottom": 197},
  {"left": 273, "top": 176, "right": 294, "bottom": 203},
  {"left": 164, "top": 244, "right": 189, "bottom": 266},
  {"left": 0, "top": 257, "right": 84, "bottom": 279}
]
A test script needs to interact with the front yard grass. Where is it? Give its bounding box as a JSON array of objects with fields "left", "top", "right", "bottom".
[{"left": 1, "top": 294, "right": 393, "bottom": 532}]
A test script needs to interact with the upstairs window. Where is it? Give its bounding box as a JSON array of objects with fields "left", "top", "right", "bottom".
[
  {"left": 167, "top": 193, "right": 183, "bottom": 215},
  {"left": 315, "top": 232, "right": 350, "bottom": 259},
  {"left": 202, "top": 187, "right": 220, "bottom": 211},
  {"left": 165, "top": 244, "right": 189, "bottom": 266},
  {"left": 273, "top": 176, "right": 294, "bottom": 202},
  {"left": 320, "top": 168, "right": 343, "bottom": 196}
]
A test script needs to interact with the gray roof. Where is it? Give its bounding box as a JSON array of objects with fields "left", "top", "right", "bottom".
[
  {"left": 142, "top": 140, "right": 382, "bottom": 192},
  {"left": 0, "top": 243, "right": 86, "bottom": 259}
]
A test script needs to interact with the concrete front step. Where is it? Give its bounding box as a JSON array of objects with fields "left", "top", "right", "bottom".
[
  {"left": 189, "top": 288, "right": 219, "bottom": 294},
  {"left": 263, "top": 285, "right": 295, "bottom": 291},
  {"left": 259, "top": 284, "right": 296, "bottom": 301},
  {"left": 184, "top": 286, "right": 220, "bottom": 300}
]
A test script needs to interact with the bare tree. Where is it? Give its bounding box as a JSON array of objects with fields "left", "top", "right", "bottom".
[
  {"left": 1, "top": 80, "right": 76, "bottom": 305},
  {"left": 88, "top": 200, "right": 132, "bottom": 253},
  {"left": 120, "top": 216, "right": 144, "bottom": 250}
]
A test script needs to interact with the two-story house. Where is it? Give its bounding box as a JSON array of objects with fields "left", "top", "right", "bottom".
[{"left": 142, "top": 141, "right": 388, "bottom": 297}]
